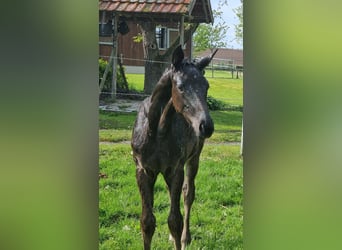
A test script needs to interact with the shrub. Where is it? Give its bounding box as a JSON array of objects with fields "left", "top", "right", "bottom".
[
  {"left": 207, "top": 96, "right": 243, "bottom": 111},
  {"left": 226, "top": 104, "right": 243, "bottom": 112},
  {"left": 99, "top": 58, "right": 126, "bottom": 92},
  {"left": 207, "top": 96, "right": 227, "bottom": 110}
]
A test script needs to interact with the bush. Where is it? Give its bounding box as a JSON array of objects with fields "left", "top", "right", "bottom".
[
  {"left": 207, "top": 96, "right": 243, "bottom": 111},
  {"left": 226, "top": 104, "right": 243, "bottom": 112},
  {"left": 99, "top": 58, "right": 126, "bottom": 92},
  {"left": 207, "top": 96, "right": 227, "bottom": 110}
]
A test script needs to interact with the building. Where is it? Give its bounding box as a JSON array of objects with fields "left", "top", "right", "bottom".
[
  {"left": 99, "top": 0, "right": 214, "bottom": 73},
  {"left": 195, "top": 48, "right": 243, "bottom": 68}
]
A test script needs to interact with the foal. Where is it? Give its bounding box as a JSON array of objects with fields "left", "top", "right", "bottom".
[{"left": 131, "top": 46, "right": 216, "bottom": 250}]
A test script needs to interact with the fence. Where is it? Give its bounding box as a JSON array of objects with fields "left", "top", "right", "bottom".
[
  {"left": 100, "top": 54, "right": 243, "bottom": 77},
  {"left": 99, "top": 54, "right": 243, "bottom": 105},
  {"left": 193, "top": 56, "right": 243, "bottom": 79}
]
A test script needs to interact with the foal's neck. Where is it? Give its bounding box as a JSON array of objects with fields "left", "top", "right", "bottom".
[{"left": 147, "top": 72, "right": 172, "bottom": 137}]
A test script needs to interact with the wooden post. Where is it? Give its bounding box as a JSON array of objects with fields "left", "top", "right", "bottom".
[
  {"left": 100, "top": 11, "right": 106, "bottom": 35},
  {"left": 190, "top": 28, "right": 193, "bottom": 61},
  {"left": 180, "top": 16, "right": 184, "bottom": 49},
  {"left": 99, "top": 48, "right": 114, "bottom": 93},
  {"left": 240, "top": 119, "right": 243, "bottom": 156},
  {"left": 111, "top": 13, "right": 118, "bottom": 101},
  {"left": 211, "top": 56, "right": 214, "bottom": 77}
]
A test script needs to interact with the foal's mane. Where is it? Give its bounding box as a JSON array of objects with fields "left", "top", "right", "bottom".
[
  {"left": 146, "top": 58, "right": 206, "bottom": 139},
  {"left": 146, "top": 44, "right": 217, "bottom": 139},
  {"left": 147, "top": 69, "right": 174, "bottom": 138}
]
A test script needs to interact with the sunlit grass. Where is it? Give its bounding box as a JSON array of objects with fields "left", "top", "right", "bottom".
[
  {"left": 126, "top": 72, "right": 243, "bottom": 106},
  {"left": 126, "top": 74, "right": 144, "bottom": 91},
  {"left": 99, "top": 144, "right": 243, "bottom": 249},
  {"left": 99, "top": 69, "right": 243, "bottom": 249},
  {"left": 99, "top": 110, "right": 242, "bottom": 143}
]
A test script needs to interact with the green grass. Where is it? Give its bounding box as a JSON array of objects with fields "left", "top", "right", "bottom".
[
  {"left": 99, "top": 110, "right": 135, "bottom": 130},
  {"left": 99, "top": 144, "right": 243, "bottom": 250},
  {"left": 126, "top": 72, "right": 243, "bottom": 106},
  {"left": 99, "top": 110, "right": 242, "bottom": 143},
  {"left": 126, "top": 74, "right": 144, "bottom": 91},
  {"left": 99, "top": 72, "right": 243, "bottom": 249},
  {"left": 207, "top": 77, "right": 243, "bottom": 106}
]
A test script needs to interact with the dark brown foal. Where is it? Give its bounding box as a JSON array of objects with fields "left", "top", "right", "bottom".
[{"left": 132, "top": 46, "right": 217, "bottom": 250}]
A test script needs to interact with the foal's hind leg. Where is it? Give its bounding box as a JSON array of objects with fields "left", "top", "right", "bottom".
[
  {"left": 164, "top": 168, "right": 184, "bottom": 250},
  {"left": 181, "top": 156, "right": 200, "bottom": 249},
  {"left": 136, "top": 167, "right": 157, "bottom": 250}
]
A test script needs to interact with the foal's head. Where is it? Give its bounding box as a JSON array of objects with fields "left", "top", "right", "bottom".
[{"left": 170, "top": 46, "right": 214, "bottom": 138}]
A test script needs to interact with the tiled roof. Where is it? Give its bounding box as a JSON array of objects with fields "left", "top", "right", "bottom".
[{"left": 99, "top": 0, "right": 212, "bottom": 23}]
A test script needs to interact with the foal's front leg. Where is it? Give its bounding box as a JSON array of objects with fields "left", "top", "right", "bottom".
[
  {"left": 136, "top": 167, "right": 157, "bottom": 250},
  {"left": 164, "top": 168, "right": 184, "bottom": 250},
  {"left": 181, "top": 156, "right": 200, "bottom": 250}
]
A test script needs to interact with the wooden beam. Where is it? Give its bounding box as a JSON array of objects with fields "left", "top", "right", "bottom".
[
  {"left": 111, "top": 12, "right": 197, "bottom": 24},
  {"left": 99, "top": 48, "right": 114, "bottom": 93},
  {"left": 111, "top": 13, "right": 118, "bottom": 101},
  {"left": 240, "top": 119, "right": 243, "bottom": 156},
  {"left": 99, "top": 41, "right": 114, "bottom": 46},
  {"left": 201, "top": 0, "right": 209, "bottom": 23},
  {"left": 180, "top": 16, "right": 184, "bottom": 49}
]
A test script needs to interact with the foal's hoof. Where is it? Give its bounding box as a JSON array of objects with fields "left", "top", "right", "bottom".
[
  {"left": 181, "top": 232, "right": 192, "bottom": 245},
  {"left": 181, "top": 237, "right": 191, "bottom": 250},
  {"left": 169, "top": 234, "right": 175, "bottom": 242}
]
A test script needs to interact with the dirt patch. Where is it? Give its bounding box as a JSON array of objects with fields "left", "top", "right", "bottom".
[{"left": 99, "top": 99, "right": 142, "bottom": 112}]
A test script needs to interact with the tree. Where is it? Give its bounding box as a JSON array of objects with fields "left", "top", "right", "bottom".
[
  {"left": 138, "top": 22, "right": 198, "bottom": 94},
  {"left": 233, "top": 0, "right": 243, "bottom": 45},
  {"left": 193, "top": 8, "right": 229, "bottom": 53}
]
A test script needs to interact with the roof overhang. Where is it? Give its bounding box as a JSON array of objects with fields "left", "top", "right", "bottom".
[{"left": 99, "top": 0, "right": 213, "bottom": 24}]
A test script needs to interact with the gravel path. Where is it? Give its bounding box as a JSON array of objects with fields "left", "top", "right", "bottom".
[{"left": 99, "top": 99, "right": 142, "bottom": 112}]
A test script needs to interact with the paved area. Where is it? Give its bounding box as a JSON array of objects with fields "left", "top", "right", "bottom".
[{"left": 99, "top": 99, "right": 142, "bottom": 112}]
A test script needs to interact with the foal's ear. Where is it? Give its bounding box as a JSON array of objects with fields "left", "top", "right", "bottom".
[
  {"left": 196, "top": 48, "right": 219, "bottom": 72},
  {"left": 172, "top": 45, "right": 184, "bottom": 70}
]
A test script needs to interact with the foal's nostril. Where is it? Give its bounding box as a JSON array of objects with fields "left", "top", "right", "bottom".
[
  {"left": 199, "top": 122, "right": 206, "bottom": 135},
  {"left": 199, "top": 120, "right": 214, "bottom": 138}
]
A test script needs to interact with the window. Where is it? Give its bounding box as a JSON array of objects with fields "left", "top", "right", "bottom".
[
  {"left": 168, "top": 29, "right": 178, "bottom": 46},
  {"left": 156, "top": 27, "right": 179, "bottom": 50},
  {"left": 156, "top": 27, "right": 167, "bottom": 49},
  {"left": 99, "top": 20, "right": 113, "bottom": 37}
]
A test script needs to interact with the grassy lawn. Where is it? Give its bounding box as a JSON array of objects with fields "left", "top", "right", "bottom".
[
  {"left": 207, "top": 77, "right": 243, "bottom": 106},
  {"left": 99, "top": 110, "right": 242, "bottom": 143},
  {"left": 126, "top": 74, "right": 144, "bottom": 92},
  {"left": 99, "top": 72, "right": 243, "bottom": 249},
  {"left": 99, "top": 144, "right": 243, "bottom": 250},
  {"left": 126, "top": 72, "right": 243, "bottom": 106}
]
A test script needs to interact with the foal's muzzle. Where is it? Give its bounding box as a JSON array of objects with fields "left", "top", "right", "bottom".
[{"left": 199, "top": 118, "right": 214, "bottom": 138}]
